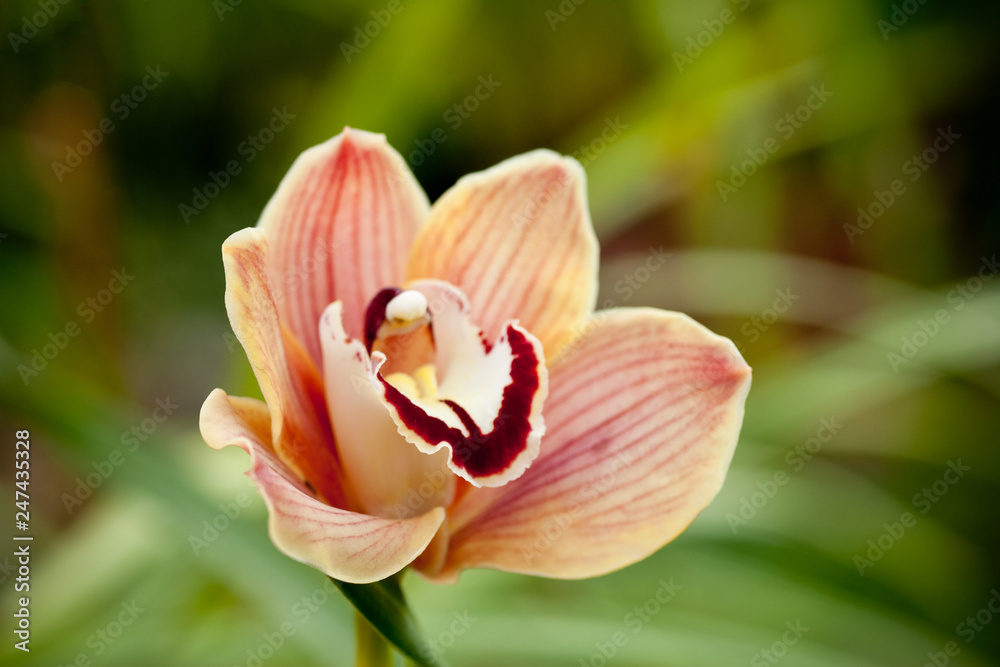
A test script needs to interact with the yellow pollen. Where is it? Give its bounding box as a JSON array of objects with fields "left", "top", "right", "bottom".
[{"left": 383, "top": 364, "right": 438, "bottom": 400}]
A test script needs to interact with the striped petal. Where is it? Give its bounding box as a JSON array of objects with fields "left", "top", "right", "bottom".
[
  {"left": 406, "top": 150, "right": 598, "bottom": 356},
  {"left": 259, "top": 128, "right": 429, "bottom": 364},
  {"left": 435, "top": 308, "right": 751, "bottom": 581},
  {"left": 200, "top": 389, "right": 445, "bottom": 584},
  {"left": 222, "top": 228, "right": 346, "bottom": 507}
]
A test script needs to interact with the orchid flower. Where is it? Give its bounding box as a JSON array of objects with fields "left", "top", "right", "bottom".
[{"left": 199, "top": 128, "right": 751, "bottom": 588}]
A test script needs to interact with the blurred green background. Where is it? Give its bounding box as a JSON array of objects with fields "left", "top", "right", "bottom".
[{"left": 2, "top": 0, "right": 999, "bottom": 665}]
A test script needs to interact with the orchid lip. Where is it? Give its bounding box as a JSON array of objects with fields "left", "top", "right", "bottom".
[
  {"left": 364, "top": 280, "right": 549, "bottom": 488},
  {"left": 377, "top": 324, "right": 542, "bottom": 480}
]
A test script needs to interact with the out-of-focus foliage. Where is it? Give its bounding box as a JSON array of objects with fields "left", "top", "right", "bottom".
[{"left": 1, "top": 0, "right": 998, "bottom": 665}]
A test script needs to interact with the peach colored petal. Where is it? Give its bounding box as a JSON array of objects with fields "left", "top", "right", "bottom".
[
  {"left": 319, "top": 301, "right": 454, "bottom": 520},
  {"left": 434, "top": 308, "right": 751, "bottom": 581},
  {"left": 407, "top": 150, "right": 598, "bottom": 356},
  {"left": 222, "top": 228, "right": 345, "bottom": 507},
  {"left": 200, "top": 389, "right": 445, "bottom": 584},
  {"left": 258, "top": 128, "right": 430, "bottom": 363}
]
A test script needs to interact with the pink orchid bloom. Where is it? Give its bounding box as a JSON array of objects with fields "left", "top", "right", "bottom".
[{"left": 199, "top": 128, "right": 751, "bottom": 585}]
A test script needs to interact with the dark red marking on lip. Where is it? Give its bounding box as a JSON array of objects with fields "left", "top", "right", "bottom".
[
  {"left": 378, "top": 325, "right": 541, "bottom": 479},
  {"left": 478, "top": 331, "right": 493, "bottom": 354},
  {"left": 364, "top": 287, "right": 402, "bottom": 352}
]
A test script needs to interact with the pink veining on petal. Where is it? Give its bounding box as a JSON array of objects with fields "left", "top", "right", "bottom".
[
  {"left": 433, "top": 308, "right": 751, "bottom": 581},
  {"left": 259, "top": 129, "right": 429, "bottom": 365},
  {"left": 222, "top": 228, "right": 346, "bottom": 508},
  {"left": 200, "top": 388, "right": 445, "bottom": 584},
  {"left": 407, "top": 150, "right": 599, "bottom": 355}
]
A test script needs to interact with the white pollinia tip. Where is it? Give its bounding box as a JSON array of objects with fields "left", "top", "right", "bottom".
[{"left": 385, "top": 290, "right": 429, "bottom": 323}]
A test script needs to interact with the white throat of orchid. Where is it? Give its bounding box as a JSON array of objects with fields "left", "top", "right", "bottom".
[{"left": 320, "top": 279, "right": 548, "bottom": 518}]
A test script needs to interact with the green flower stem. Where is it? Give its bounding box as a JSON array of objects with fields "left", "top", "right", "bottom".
[{"left": 355, "top": 611, "right": 393, "bottom": 667}]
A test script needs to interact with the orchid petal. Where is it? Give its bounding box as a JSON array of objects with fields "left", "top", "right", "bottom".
[
  {"left": 200, "top": 389, "right": 445, "bottom": 584},
  {"left": 319, "top": 301, "right": 454, "bottom": 520},
  {"left": 407, "top": 150, "right": 598, "bottom": 355},
  {"left": 222, "top": 228, "right": 347, "bottom": 507},
  {"left": 435, "top": 308, "right": 751, "bottom": 581},
  {"left": 259, "top": 128, "right": 429, "bottom": 364}
]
